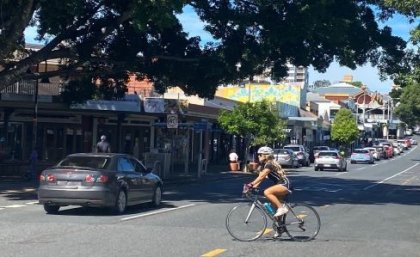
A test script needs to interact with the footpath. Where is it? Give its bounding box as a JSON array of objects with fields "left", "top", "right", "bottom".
[{"left": 0, "top": 166, "right": 253, "bottom": 207}]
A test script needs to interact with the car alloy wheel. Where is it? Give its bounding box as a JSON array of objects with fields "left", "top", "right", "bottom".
[
  {"left": 114, "top": 190, "right": 127, "bottom": 214},
  {"left": 151, "top": 186, "right": 162, "bottom": 207}
]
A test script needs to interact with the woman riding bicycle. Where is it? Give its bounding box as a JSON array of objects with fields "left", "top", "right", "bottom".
[{"left": 246, "top": 146, "right": 291, "bottom": 217}]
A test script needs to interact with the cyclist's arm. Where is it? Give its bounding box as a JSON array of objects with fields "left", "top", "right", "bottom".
[{"left": 249, "top": 168, "right": 270, "bottom": 188}]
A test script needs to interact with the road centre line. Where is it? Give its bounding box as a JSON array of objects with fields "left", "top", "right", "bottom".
[
  {"left": 201, "top": 248, "right": 227, "bottom": 257},
  {"left": 120, "top": 204, "right": 195, "bottom": 221},
  {"left": 363, "top": 163, "right": 419, "bottom": 190}
]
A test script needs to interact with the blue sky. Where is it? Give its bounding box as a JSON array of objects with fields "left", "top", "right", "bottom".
[{"left": 25, "top": 6, "right": 418, "bottom": 93}]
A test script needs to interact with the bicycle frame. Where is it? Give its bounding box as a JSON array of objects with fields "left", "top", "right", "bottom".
[
  {"left": 228, "top": 187, "right": 320, "bottom": 241},
  {"left": 243, "top": 189, "right": 279, "bottom": 224},
  {"left": 243, "top": 189, "right": 302, "bottom": 230}
]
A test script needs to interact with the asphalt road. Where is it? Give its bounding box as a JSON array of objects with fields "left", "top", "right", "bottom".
[{"left": 1, "top": 143, "right": 420, "bottom": 257}]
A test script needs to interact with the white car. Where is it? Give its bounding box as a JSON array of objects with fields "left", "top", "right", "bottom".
[
  {"left": 364, "top": 147, "right": 380, "bottom": 160},
  {"left": 314, "top": 150, "right": 347, "bottom": 172}
]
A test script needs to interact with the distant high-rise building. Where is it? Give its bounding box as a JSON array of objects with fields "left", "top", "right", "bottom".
[{"left": 282, "top": 64, "right": 309, "bottom": 84}]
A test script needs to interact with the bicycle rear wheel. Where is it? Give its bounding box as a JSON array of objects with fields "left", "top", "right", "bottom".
[
  {"left": 283, "top": 203, "right": 320, "bottom": 242},
  {"left": 226, "top": 203, "right": 267, "bottom": 241}
]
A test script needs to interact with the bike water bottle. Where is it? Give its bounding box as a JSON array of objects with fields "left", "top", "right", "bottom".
[{"left": 264, "top": 203, "right": 275, "bottom": 215}]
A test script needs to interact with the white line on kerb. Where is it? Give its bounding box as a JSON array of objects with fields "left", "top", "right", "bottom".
[
  {"left": 120, "top": 204, "right": 196, "bottom": 221},
  {"left": 363, "top": 163, "right": 419, "bottom": 190}
]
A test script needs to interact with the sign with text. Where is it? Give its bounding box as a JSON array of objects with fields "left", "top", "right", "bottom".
[{"left": 167, "top": 114, "right": 178, "bottom": 128}]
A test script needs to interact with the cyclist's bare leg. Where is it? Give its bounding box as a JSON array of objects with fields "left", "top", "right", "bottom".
[{"left": 264, "top": 184, "right": 289, "bottom": 209}]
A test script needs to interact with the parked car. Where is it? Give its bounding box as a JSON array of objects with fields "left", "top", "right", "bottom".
[
  {"left": 372, "top": 145, "right": 386, "bottom": 159},
  {"left": 383, "top": 145, "right": 394, "bottom": 158},
  {"left": 350, "top": 149, "right": 374, "bottom": 164},
  {"left": 312, "top": 146, "right": 330, "bottom": 158},
  {"left": 314, "top": 150, "right": 347, "bottom": 171},
  {"left": 363, "top": 147, "right": 381, "bottom": 161},
  {"left": 392, "top": 142, "right": 404, "bottom": 153},
  {"left": 397, "top": 139, "right": 409, "bottom": 149},
  {"left": 283, "top": 144, "right": 310, "bottom": 166},
  {"left": 274, "top": 149, "right": 299, "bottom": 168},
  {"left": 38, "top": 153, "right": 163, "bottom": 215}
]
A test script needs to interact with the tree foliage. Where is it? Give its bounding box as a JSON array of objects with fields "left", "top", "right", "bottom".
[
  {"left": 395, "top": 83, "right": 420, "bottom": 127},
  {"left": 348, "top": 81, "right": 364, "bottom": 88},
  {"left": 331, "top": 109, "right": 359, "bottom": 145},
  {"left": 0, "top": 0, "right": 417, "bottom": 99},
  {"left": 217, "top": 100, "right": 286, "bottom": 146}
]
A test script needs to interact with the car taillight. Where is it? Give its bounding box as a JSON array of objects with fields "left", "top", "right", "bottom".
[
  {"left": 297, "top": 152, "right": 303, "bottom": 156},
  {"left": 85, "top": 175, "right": 95, "bottom": 183},
  {"left": 47, "top": 174, "right": 56, "bottom": 182},
  {"left": 333, "top": 156, "right": 340, "bottom": 159},
  {"left": 98, "top": 175, "right": 108, "bottom": 183}
]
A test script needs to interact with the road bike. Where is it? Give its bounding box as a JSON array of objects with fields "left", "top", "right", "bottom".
[{"left": 226, "top": 186, "right": 321, "bottom": 242}]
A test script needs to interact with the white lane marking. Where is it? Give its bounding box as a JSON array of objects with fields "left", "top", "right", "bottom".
[
  {"left": 0, "top": 204, "right": 26, "bottom": 208},
  {"left": 363, "top": 163, "right": 419, "bottom": 190},
  {"left": 120, "top": 204, "right": 196, "bottom": 221},
  {"left": 0, "top": 207, "right": 4, "bottom": 210},
  {"left": 372, "top": 164, "right": 379, "bottom": 167},
  {"left": 25, "top": 201, "right": 39, "bottom": 205}
]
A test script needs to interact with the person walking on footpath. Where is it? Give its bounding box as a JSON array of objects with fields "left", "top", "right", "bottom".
[{"left": 96, "top": 135, "right": 111, "bottom": 153}]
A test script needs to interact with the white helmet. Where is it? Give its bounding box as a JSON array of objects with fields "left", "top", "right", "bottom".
[{"left": 257, "top": 146, "right": 273, "bottom": 155}]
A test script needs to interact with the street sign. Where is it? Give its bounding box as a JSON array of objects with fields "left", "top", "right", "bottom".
[{"left": 167, "top": 114, "right": 178, "bottom": 128}]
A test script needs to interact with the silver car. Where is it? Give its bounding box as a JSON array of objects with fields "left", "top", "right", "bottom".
[
  {"left": 314, "top": 150, "right": 347, "bottom": 171},
  {"left": 274, "top": 149, "right": 299, "bottom": 168},
  {"left": 38, "top": 153, "right": 163, "bottom": 215},
  {"left": 283, "top": 144, "right": 310, "bottom": 166}
]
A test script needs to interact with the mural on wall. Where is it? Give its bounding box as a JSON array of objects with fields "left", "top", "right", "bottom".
[
  {"left": 216, "top": 84, "right": 302, "bottom": 117},
  {"left": 216, "top": 84, "right": 301, "bottom": 105}
]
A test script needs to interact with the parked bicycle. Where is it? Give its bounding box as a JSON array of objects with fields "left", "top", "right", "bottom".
[{"left": 226, "top": 185, "right": 321, "bottom": 242}]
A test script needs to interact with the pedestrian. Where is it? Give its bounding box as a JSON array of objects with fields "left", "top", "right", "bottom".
[{"left": 96, "top": 135, "right": 111, "bottom": 153}]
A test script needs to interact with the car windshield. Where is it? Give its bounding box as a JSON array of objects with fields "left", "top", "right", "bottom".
[
  {"left": 284, "top": 146, "right": 300, "bottom": 152},
  {"left": 275, "top": 149, "right": 290, "bottom": 155},
  {"left": 354, "top": 149, "right": 369, "bottom": 154},
  {"left": 58, "top": 156, "right": 111, "bottom": 169},
  {"left": 314, "top": 146, "right": 329, "bottom": 151},
  {"left": 318, "top": 152, "right": 338, "bottom": 157}
]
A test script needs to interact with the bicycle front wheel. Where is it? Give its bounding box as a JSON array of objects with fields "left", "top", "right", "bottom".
[
  {"left": 226, "top": 203, "right": 267, "bottom": 241},
  {"left": 283, "top": 203, "right": 321, "bottom": 242}
]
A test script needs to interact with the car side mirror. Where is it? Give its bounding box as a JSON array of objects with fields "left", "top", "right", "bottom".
[{"left": 146, "top": 167, "right": 153, "bottom": 173}]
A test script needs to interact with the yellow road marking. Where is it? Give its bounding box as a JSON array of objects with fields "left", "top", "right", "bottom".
[
  {"left": 263, "top": 228, "right": 273, "bottom": 235},
  {"left": 201, "top": 248, "right": 227, "bottom": 257},
  {"left": 296, "top": 214, "right": 307, "bottom": 219}
]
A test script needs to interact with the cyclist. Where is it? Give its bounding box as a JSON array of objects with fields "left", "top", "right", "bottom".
[{"left": 245, "top": 146, "right": 291, "bottom": 218}]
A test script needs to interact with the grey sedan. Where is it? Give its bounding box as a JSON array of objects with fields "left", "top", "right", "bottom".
[
  {"left": 274, "top": 149, "right": 299, "bottom": 168},
  {"left": 38, "top": 153, "right": 163, "bottom": 215}
]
